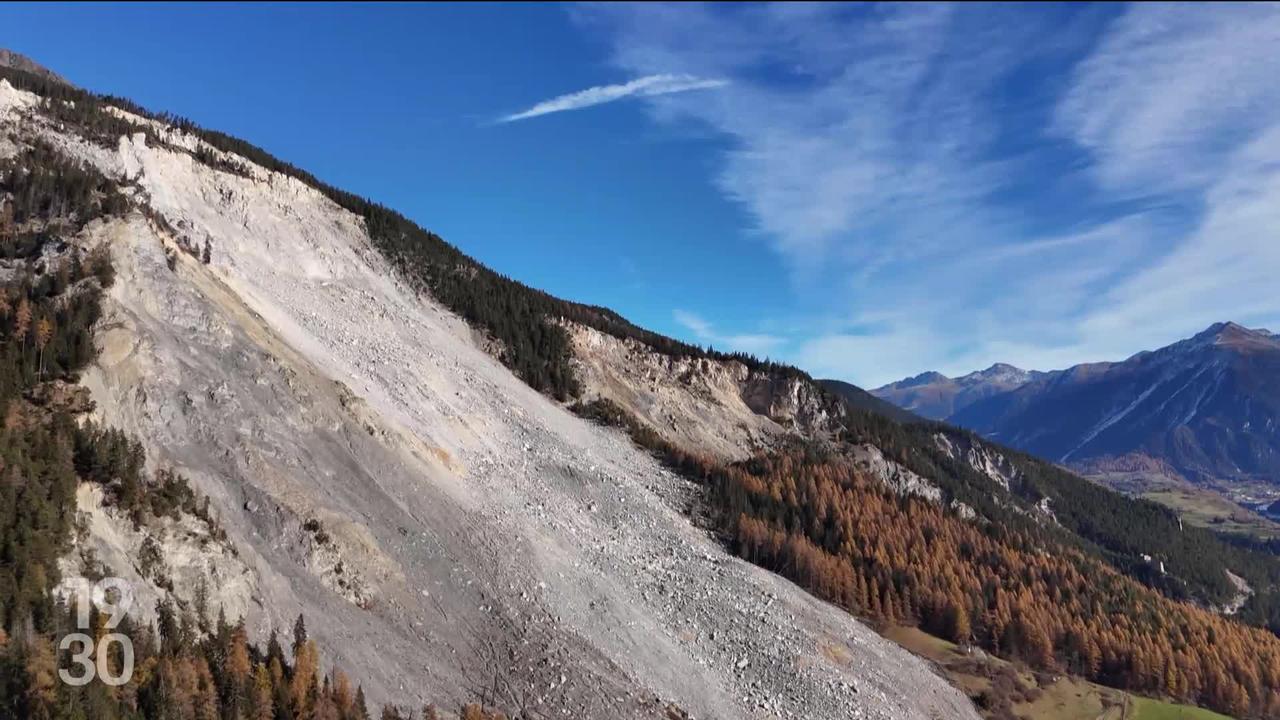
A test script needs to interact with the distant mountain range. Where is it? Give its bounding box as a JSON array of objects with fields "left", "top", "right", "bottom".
[
  {"left": 872, "top": 362, "right": 1045, "bottom": 420},
  {"left": 873, "top": 322, "right": 1280, "bottom": 489}
]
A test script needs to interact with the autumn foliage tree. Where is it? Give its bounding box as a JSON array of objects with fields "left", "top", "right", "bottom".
[
  {"left": 34, "top": 316, "right": 52, "bottom": 377},
  {"left": 717, "top": 449, "right": 1280, "bottom": 718}
]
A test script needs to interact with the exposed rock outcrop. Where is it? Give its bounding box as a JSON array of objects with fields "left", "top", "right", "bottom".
[
  {"left": 566, "top": 322, "right": 842, "bottom": 461},
  {"left": 0, "top": 48, "right": 69, "bottom": 85},
  {"left": 57, "top": 484, "right": 256, "bottom": 628},
  {"left": 850, "top": 443, "right": 943, "bottom": 503},
  {"left": 933, "top": 431, "right": 1022, "bottom": 492}
]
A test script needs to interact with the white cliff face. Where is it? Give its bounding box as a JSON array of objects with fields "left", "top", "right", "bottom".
[
  {"left": 566, "top": 322, "right": 785, "bottom": 459},
  {"left": 3, "top": 82, "right": 978, "bottom": 719},
  {"left": 933, "top": 432, "right": 1021, "bottom": 492},
  {"left": 0, "top": 78, "right": 36, "bottom": 117},
  {"left": 740, "top": 371, "right": 841, "bottom": 437}
]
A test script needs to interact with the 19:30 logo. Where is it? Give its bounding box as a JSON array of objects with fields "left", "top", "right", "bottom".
[{"left": 59, "top": 577, "right": 135, "bottom": 686}]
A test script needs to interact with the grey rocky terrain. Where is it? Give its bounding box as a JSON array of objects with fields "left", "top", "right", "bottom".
[{"left": 1, "top": 79, "right": 978, "bottom": 719}]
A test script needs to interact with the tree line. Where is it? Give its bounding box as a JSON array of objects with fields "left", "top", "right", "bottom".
[
  {"left": 721, "top": 450, "right": 1280, "bottom": 718},
  {"left": 4, "top": 599, "right": 511, "bottom": 720}
]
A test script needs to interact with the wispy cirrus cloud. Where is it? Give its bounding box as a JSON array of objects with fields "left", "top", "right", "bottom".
[
  {"left": 1049, "top": 3, "right": 1280, "bottom": 353},
  {"left": 497, "top": 73, "right": 727, "bottom": 123},
  {"left": 1054, "top": 3, "right": 1280, "bottom": 197},
  {"left": 573, "top": 3, "right": 1280, "bottom": 388}
]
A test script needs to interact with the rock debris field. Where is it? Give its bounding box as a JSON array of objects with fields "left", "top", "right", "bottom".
[{"left": 2, "top": 79, "right": 978, "bottom": 720}]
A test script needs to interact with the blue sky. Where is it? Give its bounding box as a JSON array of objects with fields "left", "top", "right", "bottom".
[{"left": 3, "top": 3, "right": 1279, "bottom": 387}]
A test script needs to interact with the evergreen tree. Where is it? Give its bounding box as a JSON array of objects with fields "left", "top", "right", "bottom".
[{"left": 291, "top": 616, "right": 307, "bottom": 657}]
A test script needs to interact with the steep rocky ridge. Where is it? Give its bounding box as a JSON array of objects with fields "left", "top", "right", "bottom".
[
  {"left": 2, "top": 77, "right": 978, "bottom": 719},
  {"left": 9, "top": 57, "right": 1280, "bottom": 718},
  {"left": 932, "top": 432, "right": 1023, "bottom": 493},
  {"left": 848, "top": 444, "right": 942, "bottom": 503},
  {"left": 566, "top": 322, "right": 841, "bottom": 461},
  {"left": 565, "top": 323, "right": 787, "bottom": 460}
]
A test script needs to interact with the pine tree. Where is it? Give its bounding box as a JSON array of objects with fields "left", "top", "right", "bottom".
[
  {"left": 292, "top": 615, "right": 307, "bottom": 656},
  {"left": 226, "top": 622, "right": 253, "bottom": 714},
  {"left": 0, "top": 201, "right": 11, "bottom": 242},
  {"left": 947, "top": 596, "right": 971, "bottom": 645},
  {"left": 314, "top": 676, "right": 339, "bottom": 720},
  {"left": 266, "top": 629, "right": 284, "bottom": 670},
  {"left": 353, "top": 687, "right": 371, "bottom": 720},
  {"left": 332, "top": 669, "right": 354, "bottom": 719},
  {"left": 289, "top": 639, "right": 318, "bottom": 720},
  {"left": 269, "top": 656, "right": 290, "bottom": 720},
  {"left": 195, "top": 657, "right": 220, "bottom": 720}
]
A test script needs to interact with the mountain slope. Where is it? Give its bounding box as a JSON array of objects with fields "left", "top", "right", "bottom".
[
  {"left": 820, "top": 378, "right": 924, "bottom": 424},
  {"left": 9, "top": 58, "right": 1280, "bottom": 718},
  {"left": 0, "top": 73, "right": 977, "bottom": 719},
  {"left": 950, "top": 322, "right": 1280, "bottom": 486},
  {"left": 873, "top": 363, "right": 1043, "bottom": 420}
]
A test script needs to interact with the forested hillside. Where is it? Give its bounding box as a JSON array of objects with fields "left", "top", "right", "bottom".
[
  {"left": 819, "top": 379, "right": 922, "bottom": 424},
  {"left": 9, "top": 56, "right": 1255, "bottom": 625},
  {"left": 724, "top": 450, "right": 1280, "bottom": 718},
  {"left": 839, "top": 412, "right": 1280, "bottom": 609}
]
